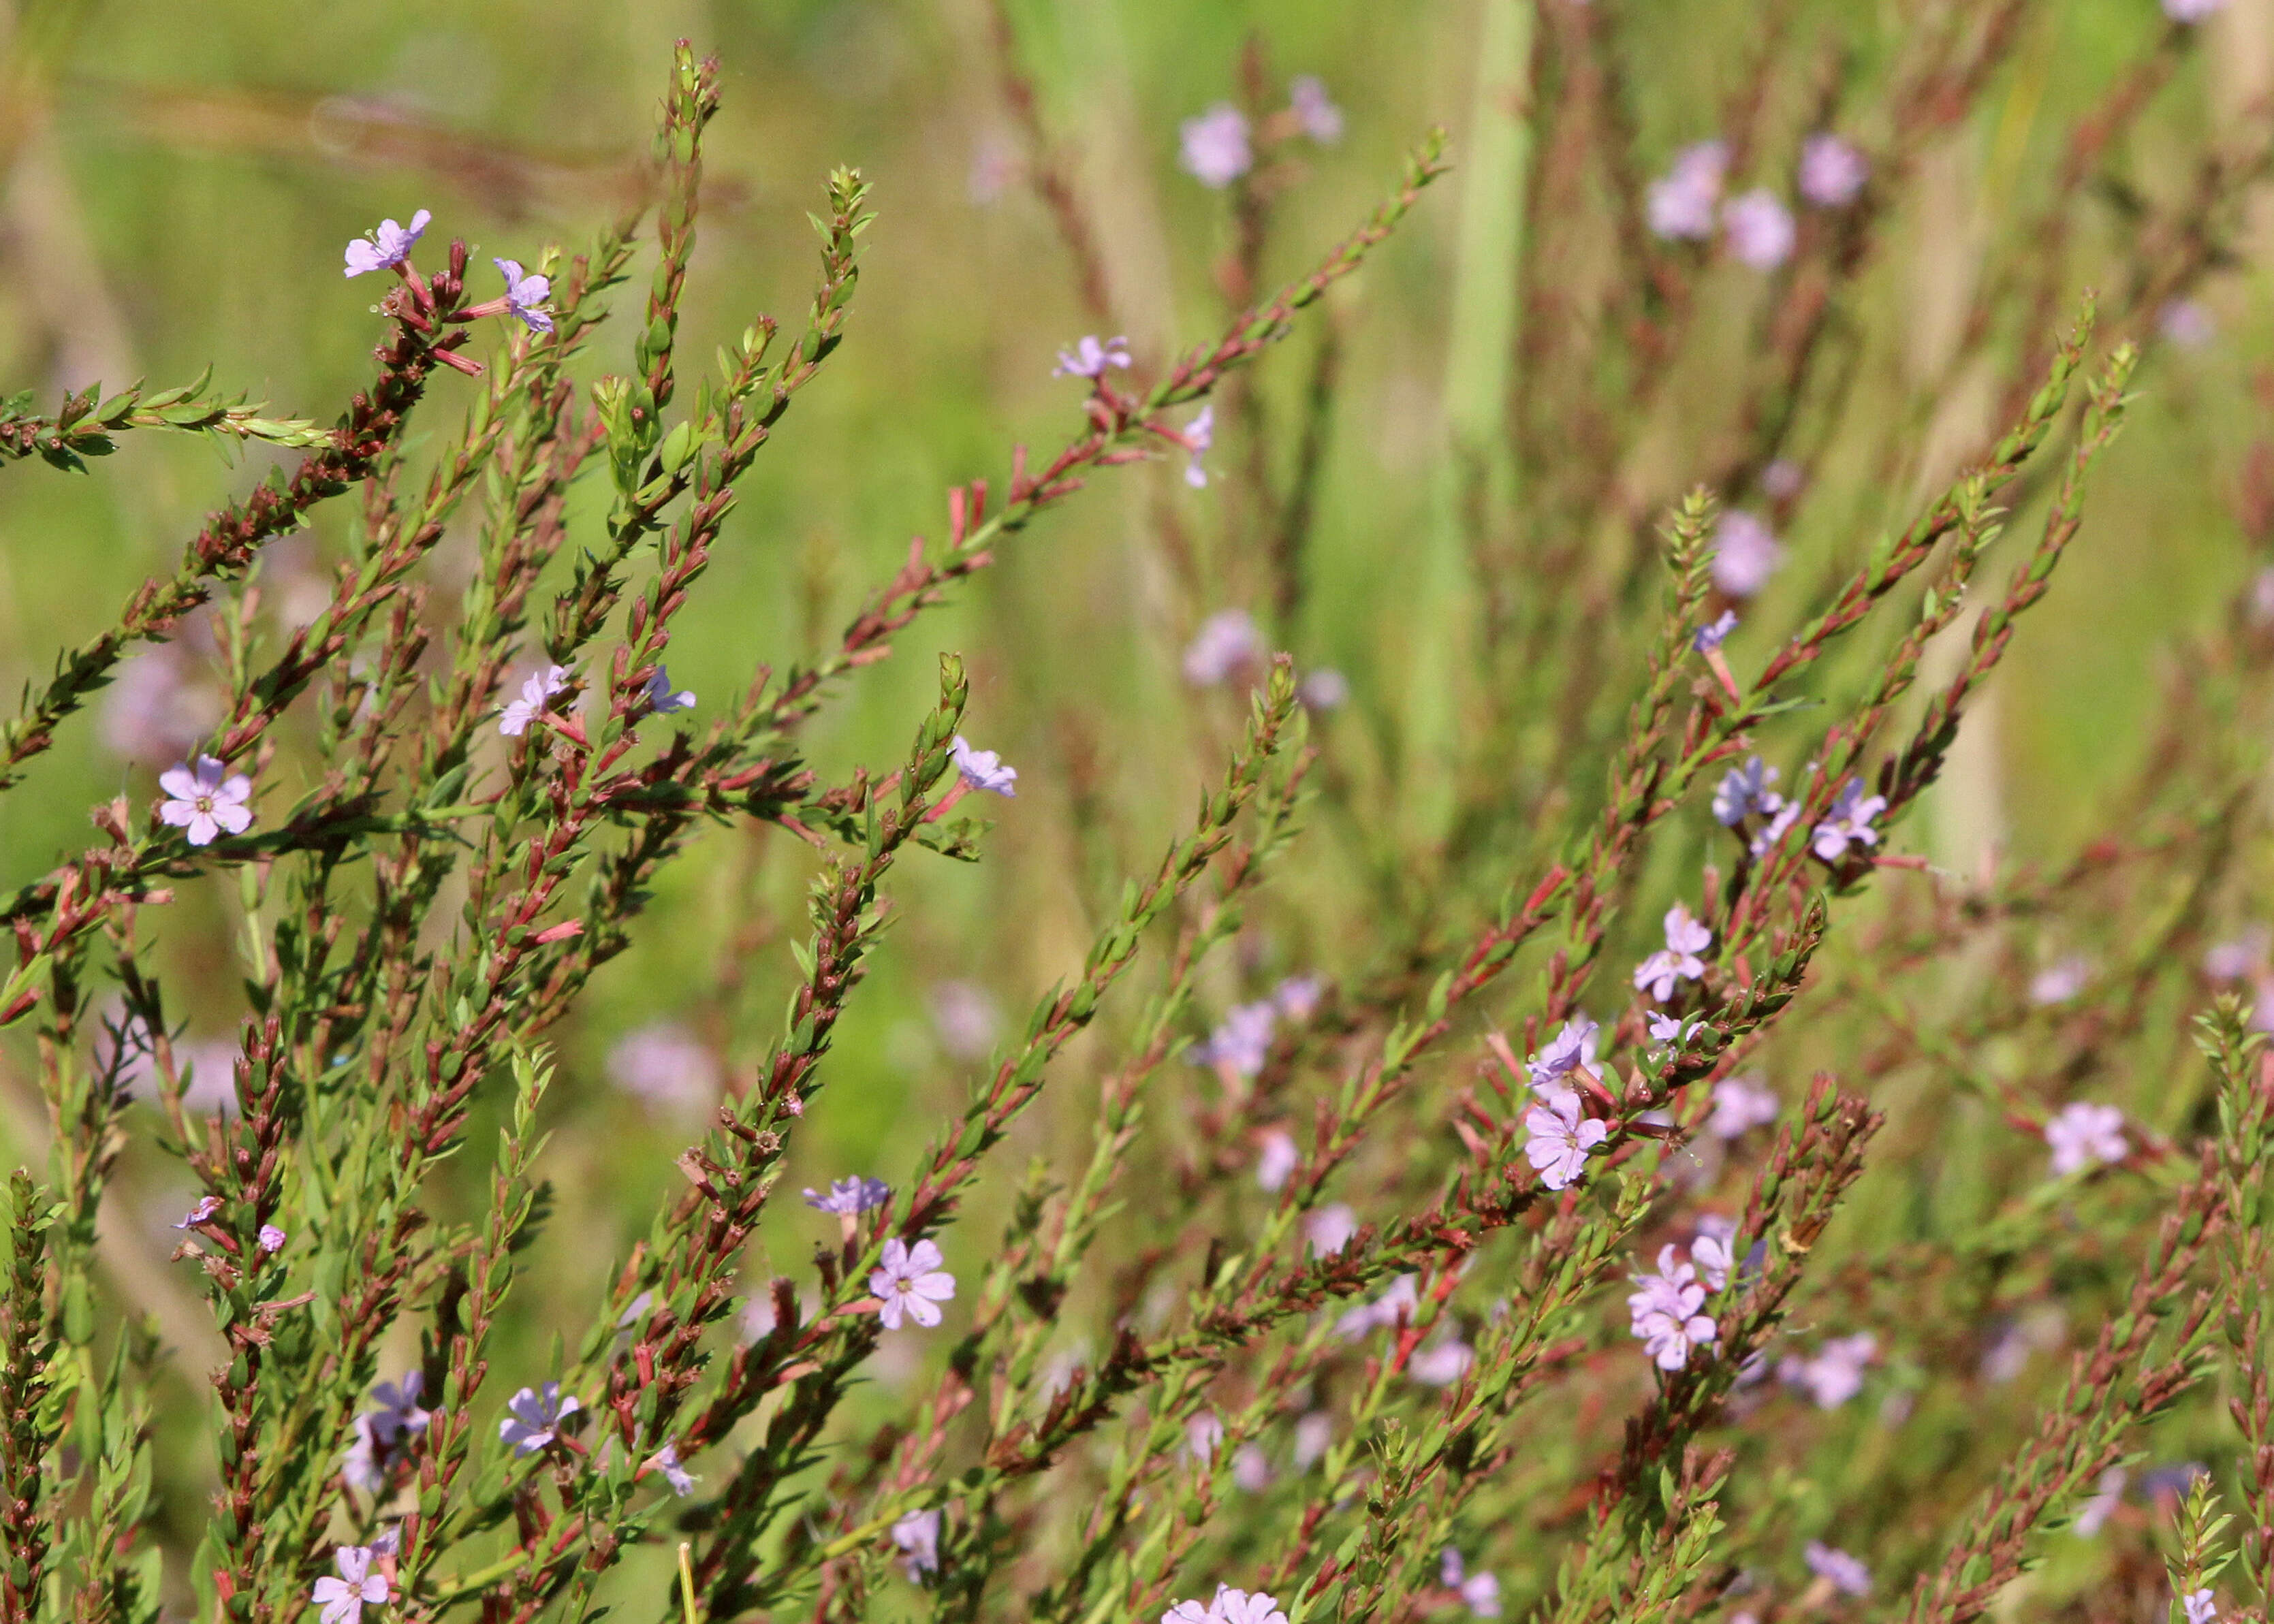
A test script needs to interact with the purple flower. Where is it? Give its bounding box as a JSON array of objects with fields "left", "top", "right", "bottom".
[
  {"left": 490, "top": 259, "right": 554, "bottom": 334},
  {"left": 1231, "top": 1443, "right": 1272, "bottom": 1491},
  {"left": 1750, "top": 799, "right": 1803, "bottom": 859},
  {"left": 1798, "top": 134, "right": 1869, "bottom": 208},
  {"left": 257, "top": 1224, "right": 287, "bottom": 1254},
  {"left": 1163, "top": 1587, "right": 1287, "bottom": 1624},
  {"left": 1440, "top": 1551, "right": 1502, "bottom": 1619},
  {"left": 804, "top": 1176, "right": 890, "bottom": 1215},
  {"left": 1336, "top": 1273, "right": 1417, "bottom": 1339},
  {"left": 1184, "top": 609, "right": 1263, "bottom": 686},
  {"left": 2165, "top": 0, "right": 2224, "bottom": 19},
  {"left": 871, "top": 1238, "right": 957, "bottom": 1330},
  {"left": 1409, "top": 1335, "right": 1474, "bottom": 1386},
  {"left": 1274, "top": 975, "right": 1323, "bottom": 1021},
  {"left": 1693, "top": 610, "right": 1738, "bottom": 653},
  {"left": 605, "top": 1023, "right": 721, "bottom": 1116},
  {"left": 1708, "top": 1076, "right": 1781, "bottom": 1139},
  {"left": 949, "top": 735, "right": 1018, "bottom": 797},
  {"left": 172, "top": 1195, "right": 220, "bottom": 1230},
  {"left": 641, "top": 667, "right": 696, "bottom": 715},
  {"left": 1523, "top": 1090, "right": 1607, "bottom": 1190},
  {"left": 1713, "top": 757, "right": 1784, "bottom": 827},
  {"left": 2074, "top": 1465, "right": 2128, "bottom": 1536},
  {"left": 1782, "top": 1333, "right": 1876, "bottom": 1408},
  {"left": 1289, "top": 76, "right": 1344, "bottom": 144},
  {"left": 1646, "top": 1010, "right": 1701, "bottom": 1057},
  {"left": 344, "top": 210, "right": 430, "bottom": 278},
  {"left": 1690, "top": 1223, "right": 1736, "bottom": 1291},
  {"left": 1194, "top": 1000, "right": 1277, "bottom": 1077},
  {"left": 1633, "top": 904, "right": 1711, "bottom": 1003},
  {"left": 1525, "top": 1015, "right": 1600, "bottom": 1092},
  {"left": 2184, "top": 1592, "right": 2218, "bottom": 1624},
  {"left": 1803, "top": 1543, "right": 1871, "bottom": 1597},
  {"left": 928, "top": 981, "right": 1001, "bottom": 1060},
  {"left": 1255, "top": 1128, "right": 1299, "bottom": 1192},
  {"left": 2205, "top": 929, "right": 2268, "bottom": 983},
  {"left": 891, "top": 1507, "right": 941, "bottom": 1580},
  {"left": 1180, "top": 105, "right": 1254, "bottom": 188},
  {"left": 1722, "top": 189, "right": 1795, "bottom": 269},
  {"left": 341, "top": 1415, "right": 382, "bottom": 1492},
  {"left": 1054, "top": 335, "right": 1133, "bottom": 379},
  {"left": 1305, "top": 1203, "right": 1359, "bottom": 1256},
  {"left": 498, "top": 665, "right": 569, "bottom": 737},
  {"left": 101, "top": 646, "right": 221, "bottom": 763},
  {"left": 1811, "top": 779, "right": 1887, "bottom": 863},
  {"left": 1711, "top": 510, "right": 1784, "bottom": 598},
  {"left": 648, "top": 1443, "right": 696, "bottom": 1497},
  {"left": 1184, "top": 1412, "right": 1225, "bottom": 1461},
  {"left": 1299, "top": 667, "right": 1350, "bottom": 711},
  {"left": 1628, "top": 1245, "right": 1716, "bottom": 1370},
  {"left": 1181, "top": 404, "right": 1216, "bottom": 489},
  {"left": 2046, "top": 1101, "right": 2128, "bottom": 1175},
  {"left": 1292, "top": 1411, "right": 1333, "bottom": 1467},
  {"left": 2028, "top": 956, "right": 2090, "bottom": 1006},
  {"left": 367, "top": 1373, "right": 430, "bottom": 1445},
  {"left": 157, "top": 756, "right": 253, "bottom": 846},
  {"left": 1647, "top": 141, "right": 1727, "bottom": 240},
  {"left": 312, "top": 1546, "right": 390, "bottom": 1624},
  {"left": 2160, "top": 298, "right": 2216, "bottom": 348},
  {"left": 499, "top": 1382, "right": 580, "bottom": 1456}
]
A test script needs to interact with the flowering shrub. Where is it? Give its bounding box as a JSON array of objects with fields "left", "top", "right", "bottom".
[{"left": 2, "top": 13, "right": 2274, "bottom": 1624}]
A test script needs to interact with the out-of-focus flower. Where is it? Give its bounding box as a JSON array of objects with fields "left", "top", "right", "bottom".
[
  {"left": 1690, "top": 1226, "right": 1736, "bottom": 1292},
  {"left": 605, "top": 1023, "right": 721, "bottom": 1116},
  {"left": 1054, "top": 335, "right": 1133, "bottom": 379},
  {"left": 490, "top": 259, "right": 554, "bottom": 333},
  {"left": 968, "top": 133, "right": 1019, "bottom": 204},
  {"left": 1163, "top": 1587, "right": 1287, "bottom": 1624},
  {"left": 1306, "top": 1203, "right": 1359, "bottom": 1256},
  {"left": 1693, "top": 611, "right": 1738, "bottom": 653},
  {"left": 1646, "top": 1010, "right": 1702, "bottom": 1059},
  {"left": 1781, "top": 1333, "right": 1876, "bottom": 1408},
  {"left": 1761, "top": 458, "right": 1805, "bottom": 500},
  {"left": 1409, "top": 1336, "right": 1474, "bottom": 1386},
  {"left": 1289, "top": 76, "right": 1344, "bottom": 143},
  {"left": 1292, "top": 1411, "right": 1333, "bottom": 1467},
  {"left": 1336, "top": 1273, "right": 1418, "bottom": 1340},
  {"left": 871, "top": 1239, "right": 957, "bottom": 1330},
  {"left": 2205, "top": 929, "right": 2269, "bottom": 983},
  {"left": 1231, "top": 1442, "right": 1272, "bottom": 1491},
  {"left": 1184, "top": 1412, "right": 1225, "bottom": 1461},
  {"left": 1798, "top": 134, "right": 1869, "bottom": 208},
  {"left": 2160, "top": 298, "right": 2216, "bottom": 347},
  {"left": 2164, "top": 0, "right": 2225, "bottom": 20},
  {"left": 345, "top": 209, "right": 430, "bottom": 277},
  {"left": 1722, "top": 189, "right": 1795, "bottom": 269},
  {"left": 1194, "top": 1001, "right": 1277, "bottom": 1077},
  {"left": 641, "top": 667, "right": 696, "bottom": 714},
  {"left": 1647, "top": 141, "right": 1727, "bottom": 240},
  {"left": 1184, "top": 609, "right": 1263, "bottom": 686},
  {"left": 499, "top": 1383, "right": 579, "bottom": 1455},
  {"left": 1804, "top": 1542, "right": 1872, "bottom": 1597},
  {"left": 929, "top": 981, "right": 1000, "bottom": 1060},
  {"left": 2074, "top": 1465, "right": 2127, "bottom": 1536},
  {"left": 1634, "top": 904, "right": 1712, "bottom": 1003},
  {"left": 1714, "top": 758, "right": 1784, "bottom": 827},
  {"left": 101, "top": 646, "right": 221, "bottom": 763},
  {"left": 1180, "top": 105, "right": 1254, "bottom": 187},
  {"left": 1526, "top": 1015, "right": 1600, "bottom": 1092},
  {"left": 648, "top": 1443, "right": 697, "bottom": 1497},
  {"left": 312, "top": 1546, "right": 390, "bottom": 1624},
  {"left": 891, "top": 1508, "right": 941, "bottom": 1580},
  {"left": 804, "top": 1177, "right": 890, "bottom": 1215},
  {"left": 1711, "top": 510, "right": 1785, "bottom": 598},
  {"left": 1299, "top": 667, "right": 1350, "bottom": 710},
  {"left": 1811, "top": 779, "right": 1886, "bottom": 863},
  {"left": 2028, "top": 957, "right": 2090, "bottom": 1006},
  {"left": 1709, "top": 1077, "right": 1781, "bottom": 1139},
  {"left": 157, "top": 756, "right": 253, "bottom": 846},
  {"left": 1274, "top": 976, "right": 1323, "bottom": 1021},
  {"left": 368, "top": 1373, "right": 430, "bottom": 1444},
  {"left": 1440, "top": 1551, "right": 1502, "bottom": 1619},
  {"left": 2253, "top": 568, "right": 2274, "bottom": 628},
  {"left": 949, "top": 735, "right": 1018, "bottom": 797},
  {"left": 1525, "top": 1090, "right": 1607, "bottom": 1190},
  {"left": 1255, "top": 1128, "right": 1299, "bottom": 1192},
  {"left": 2046, "top": 1101, "right": 2128, "bottom": 1175},
  {"left": 1181, "top": 404, "right": 1215, "bottom": 488},
  {"left": 499, "top": 665, "right": 569, "bottom": 737},
  {"left": 1750, "top": 799, "right": 1803, "bottom": 859}
]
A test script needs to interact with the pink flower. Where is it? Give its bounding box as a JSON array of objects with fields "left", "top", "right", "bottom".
[
  {"left": 498, "top": 665, "right": 569, "bottom": 737},
  {"left": 257, "top": 1224, "right": 287, "bottom": 1254},
  {"left": 1440, "top": 1551, "right": 1502, "bottom": 1619},
  {"left": 157, "top": 756, "right": 253, "bottom": 846},
  {"left": 950, "top": 735, "right": 1018, "bottom": 797},
  {"left": 1633, "top": 904, "right": 1711, "bottom": 1002},
  {"left": 1409, "top": 1335, "right": 1474, "bottom": 1386},
  {"left": 928, "top": 981, "right": 1000, "bottom": 1060},
  {"left": 1231, "top": 1442, "right": 1272, "bottom": 1491},
  {"left": 2165, "top": 0, "right": 2224, "bottom": 19},
  {"left": 311, "top": 1546, "right": 390, "bottom": 1624},
  {"left": 490, "top": 258, "right": 554, "bottom": 334},
  {"left": 1722, "top": 189, "right": 1795, "bottom": 269},
  {"left": 344, "top": 210, "right": 429, "bottom": 277},
  {"left": 1647, "top": 141, "right": 1727, "bottom": 240},
  {"left": 1163, "top": 1587, "right": 1286, "bottom": 1624},
  {"left": 2046, "top": 1102, "right": 2127, "bottom": 1175},
  {"left": 1255, "top": 1128, "right": 1299, "bottom": 1192},
  {"left": 605, "top": 1023, "right": 721, "bottom": 1116},
  {"left": 1305, "top": 1203, "right": 1358, "bottom": 1256},
  {"left": 1628, "top": 1245, "right": 1716, "bottom": 1370},
  {"left": 1524, "top": 1089, "right": 1607, "bottom": 1190},
  {"left": 1803, "top": 1542, "right": 1871, "bottom": 1597},
  {"left": 1184, "top": 609, "right": 1263, "bottom": 686},
  {"left": 1289, "top": 76, "right": 1344, "bottom": 144},
  {"left": 1798, "top": 134, "right": 1868, "bottom": 208},
  {"left": 1054, "top": 335, "right": 1132, "bottom": 379},
  {"left": 1709, "top": 1077, "right": 1781, "bottom": 1139},
  {"left": 1781, "top": 1332, "right": 1876, "bottom": 1408},
  {"left": 1180, "top": 106, "right": 1253, "bottom": 188},
  {"left": 2028, "top": 956, "right": 2090, "bottom": 1006},
  {"left": 871, "top": 1238, "right": 957, "bottom": 1329},
  {"left": 891, "top": 1507, "right": 941, "bottom": 1579},
  {"left": 1180, "top": 404, "right": 1216, "bottom": 488},
  {"left": 1711, "top": 511, "right": 1784, "bottom": 597}
]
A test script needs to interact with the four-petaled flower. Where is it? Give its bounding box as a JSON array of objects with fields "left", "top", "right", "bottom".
[
  {"left": 157, "top": 756, "right": 254, "bottom": 846},
  {"left": 1182, "top": 404, "right": 1216, "bottom": 489},
  {"left": 1799, "top": 134, "right": 1869, "bottom": 208},
  {"left": 491, "top": 259, "right": 554, "bottom": 334},
  {"left": 344, "top": 210, "right": 430, "bottom": 278},
  {"left": 1693, "top": 610, "right": 1738, "bottom": 653},
  {"left": 1179, "top": 105, "right": 1254, "bottom": 189},
  {"left": 498, "top": 1382, "right": 580, "bottom": 1455},
  {"left": 804, "top": 1176, "right": 890, "bottom": 1215},
  {"left": 1523, "top": 1089, "right": 1608, "bottom": 1190},
  {"left": 871, "top": 1237, "right": 957, "bottom": 1329},
  {"left": 2046, "top": 1101, "right": 2128, "bottom": 1175},
  {"left": 1633, "top": 904, "right": 1712, "bottom": 1003},
  {"left": 1803, "top": 1542, "right": 1872, "bottom": 1597},
  {"left": 1054, "top": 335, "right": 1132, "bottom": 379},
  {"left": 891, "top": 1507, "right": 941, "bottom": 1580},
  {"left": 642, "top": 667, "right": 696, "bottom": 715},
  {"left": 311, "top": 1546, "right": 390, "bottom": 1624},
  {"left": 949, "top": 735, "right": 1018, "bottom": 797},
  {"left": 1713, "top": 757, "right": 1783, "bottom": 827},
  {"left": 1811, "top": 778, "right": 1887, "bottom": 863},
  {"left": 499, "top": 665, "right": 569, "bottom": 737}
]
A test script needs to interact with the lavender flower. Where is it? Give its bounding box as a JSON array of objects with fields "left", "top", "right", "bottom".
[
  {"left": 1523, "top": 1089, "right": 1607, "bottom": 1190},
  {"left": 498, "top": 665, "right": 569, "bottom": 737},
  {"left": 803, "top": 1176, "right": 890, "bottom": 1215},
  {"left": 311, "top": 1546, "right": 390, "bottom": 1624},
  {"left": 2184, "top": 1592, "right": 2218, "bottom": 1624},
  {"left": 1647, "top": 141, "right": 1727, "bottom": 240},
  {"left": 499, "top": 1382, "right": 580, "bottom": 1455},
  {"left": 1782, "top": 1333, "right": 1876, "bottom": 1408},
  {"left": 1690, "top": 1223, "right": 1735, "bottom": 1292},
  {"left": 641, "top": 667, "right": 696, "bottom": 714},
  {"left": 605, "top": 1022, "right": 721, "bottom": 1115},
  {"left": 1182, "top": 404, "right": 1216, "bottom": 488},
  {"left": 1440, "top": 1551, "right": 1502, "bottom": 1619},
  {"left": 2046, "top": 1101, "right": 2128, "bottom": 1175},
  {"left": 1054, "top": 335, "right": 1133, "bottom": 378},
  {"left": 1163, "top": 1587, "right": 1287, "bottom": 1624},
  {"left": 258, "top": 1224, "right": 287, "bottom": 1253},
  {"left": 1708, "top": 1076, "right": 1781, "bottom": 1139},
  {"left": 101, "top": 645, "right": 221, "bottom": 763},
  {"left": 1811, "top": 778, "right": 1887, "bottom": 863},
  {"left": 1255, "top": 1128, "right": 1299, "bottom": 1192},
  {"left": 2074, "top": 1465, "right": 2127, "bottom": 1536},
  {"left": 1627, "top": 1245, "right": 1717, "bottom": 1370},
  {"left": 1180, "top": 105, "right": 1254, "bottom": 188},
  {"left": 1274, "top": 975, "right": 1323, "bottom": 1021},
  {"left": 2027, "top": 956, "right": 2090, "bottom": 1006},
  {"left": 1299, "top": 667, "right": 1350, "bottom": 710},
  {"left": 891, "top": 1507, "right": 941, "bottom": 1580},
  {"left": 1525, "top": 1015, "right": 1600, "bottom": 1092},
  {"left": 344, "top": 210, "right": 430, "bottom": 277},
  {"left": 1184, "top": 609, "right": 1263, "bottom": 686},
  {"left": 157, "top": 756, "right": 254, "bottom": 846},
  {"left": 1184, "top": 1412, "right": 1225, "bottom": 1461},
  {"left": 928, "top": 981, "right": 1001, "bottom": 1059},
  {"left": 949, "top": 734, "right": 1018, "bottom": 796},
  {"left": 870, "top": 1237, "right": 957, "bottom": 1329},
  {"left": 1722, "top": 189, "right": 1795, "bottom": 269},
  {"left": 1292, "top": 1411, "right": 1333, "bottom": 1467},
  {"left": 2204, "top": 929, "right": 2268, "bottom": 982},
  {"left": 2160, "top": 298, "right": 2217, "bottom": 348},
  {"left": 367, "top": 1373, "right": 430, "bottom": 1444},
  {"left": 648, "top": 1443, "right": 696, "bottom": 1497},
  {"left": 1409, "top": 1335, "right": 1474, "bottom": 1386},
  {"left": 1336, "top": 1273, "right": 1417, "bottom": 1339},
  {"left": 1693, "top": 610, "right": 1738, "bottom": 653},
  {"left": 490, "top": 259, "right": 554, "bottom": 334},
  {"left": 172, "top": 1195, "right": 220, "bottom": 1230},
  {"left": 1306, "top": 1203, "right": 1359, "bottom": 1256},
  {"left": 1194, "top": 1000, "right": 1277, "bottom": 1077},
  {"left": 1798, "top": 133, "right": 1869, "bottom": 208},
  {"left": 1289, "top": 76, "right": 1344, "bottom": 143},
  {"left": 1633, "top": 903, "right": 1711, "bottom": 1002},
  {"left": 1713, "top": 757, "right": 1784, "bottom": 827},
  {"left": 1761, "top": 458, "right": 1805, "bottom": 500},
  {"left": 1803, "top": 1542, "right": 1872, "bottom": 1597},
  {"left": 1711, "top": 510, "right": 1785, "bottom": 598},
  {"left": 1231, "top": 1443, "right": 1272, "bottom": 1491},
  {"left": 1750, "top": 799, "right": 1803, "bottom": 858},
  {"left": 2164, "top": 0, "right": 2225, "bottom": 19}
]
